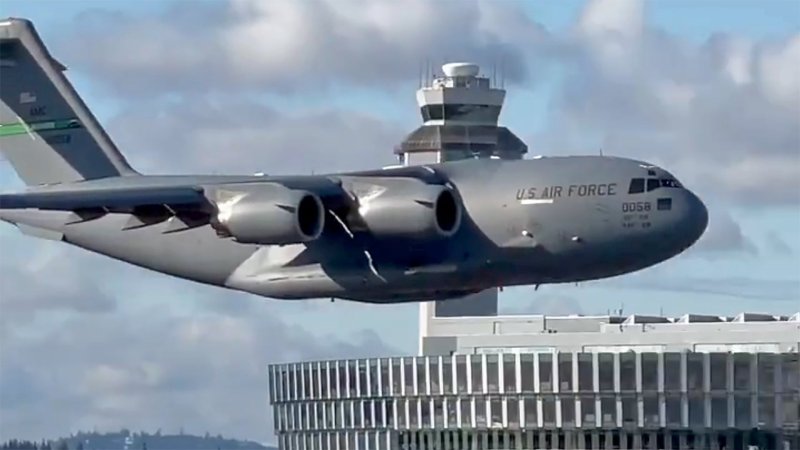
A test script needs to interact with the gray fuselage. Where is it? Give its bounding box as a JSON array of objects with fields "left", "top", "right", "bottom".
[{"left": 9, "top": 156, "right": 707, "bottom": 303}]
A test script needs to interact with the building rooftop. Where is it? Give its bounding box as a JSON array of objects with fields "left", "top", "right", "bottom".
[{"left": 420, "top": 311, "right": 800, "bottom": 356}]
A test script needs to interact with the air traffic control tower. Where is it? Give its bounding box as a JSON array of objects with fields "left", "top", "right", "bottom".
[{"left": 395, "top": 62, "right": 527, "bottom": 343}]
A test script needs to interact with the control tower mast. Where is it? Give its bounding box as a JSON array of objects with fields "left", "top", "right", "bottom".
[{"left": 395, "top": 62, "right": 528, "bottom": 354}]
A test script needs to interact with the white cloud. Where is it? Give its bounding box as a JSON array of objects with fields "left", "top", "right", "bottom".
[
  {"left": 105, "top": 99, "right": 405, "bottom": 175},
  {"left": 690, "top": 208, "right": 757, "bottom": 256},
  {"left": 757, "top": 34, "right": 800, "bottom": 110},
  {"left": 578, "top": 0, "right": 644, "bottom": 39},
  {"left": 62, "top": 0, "right": 539, "bottom": 96},
  {"left": 539, "top": 0, "right": 800, "bottom": 205},
  {"left": 0, "top": 297, "right": 399, "bottom": 441}
]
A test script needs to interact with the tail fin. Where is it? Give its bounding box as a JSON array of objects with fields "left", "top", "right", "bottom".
[{"left": 0, "top": 18, "right": 138, "bottom": 186}]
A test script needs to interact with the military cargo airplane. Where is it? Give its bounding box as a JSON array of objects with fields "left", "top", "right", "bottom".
[{"left": 0, "top": 18, "right": 708, "bottom": 303}]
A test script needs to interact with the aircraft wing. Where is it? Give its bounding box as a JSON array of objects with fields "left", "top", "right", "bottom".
[
  {"left": 0, "top": 185, "right": 209, "bottom": 212},
  {"left": 0, "top": 169, "right": 462, "bottom": 244}
]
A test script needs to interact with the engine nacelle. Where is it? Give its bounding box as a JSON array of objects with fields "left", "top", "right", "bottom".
[
  {"left": 347, "top": 178, "right": 462, "bottom": 239},
  {"left": 212, "top": 186, "right": 325, "bottom": 245}
]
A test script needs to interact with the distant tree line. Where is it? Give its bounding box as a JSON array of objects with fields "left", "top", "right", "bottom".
[
  {"left": 0, "top": 441, "right": 61, "bottom": 450},
  {"left": 2, "top": 430, "right": 271, "bottom": 450}
]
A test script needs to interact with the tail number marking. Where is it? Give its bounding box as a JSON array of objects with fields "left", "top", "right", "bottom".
[{"left": 622, "top": 202, "right": 651, "bottom": 212}]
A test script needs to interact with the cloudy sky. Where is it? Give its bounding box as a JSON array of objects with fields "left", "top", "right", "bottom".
[{"left": 1, "top": 0, "right": 798, "bottom": 443}]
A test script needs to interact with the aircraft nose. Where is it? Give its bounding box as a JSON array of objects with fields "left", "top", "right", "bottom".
[{"left": 684, "top": 190, "right": 708, "bottom": 245}]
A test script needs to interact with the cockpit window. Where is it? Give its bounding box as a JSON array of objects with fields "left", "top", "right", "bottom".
[
  {"left": 628, "top": 178, "right": 645, "bottom": 194},
  {"left": 660, "top": 178, "right": 682, "bottom": 188},
  {"left": 647, "top": 178, "right": 660, "bottom": 192}
]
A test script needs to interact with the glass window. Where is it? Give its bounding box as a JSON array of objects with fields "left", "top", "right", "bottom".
[
  {"left": 622, "top": 396, "right": 637, "bottom": 426},
  {"left": 456, "top": 355, "right": 468, "bottom": 393},
  {"left": 416, "top": 357, "right": 427, "bottom": 395},
  {"left": 688, "top": 396, "right": 704, "bottom": 427},
  {"left": 660, "top": 178, "right": 682, "bottom": 188},
  {"left": 404, "top": 359, "right": 414, "bottom": 395},
  {"left": 507, "top": 398, "right": 520, "bottom": 427},
  {"left": 657, "top": 197, "right": 672, "bottom": 211},
  {"left": 490, "top": 397, "right": 503, "bottom": 427},
  {"left": 353, "top": 400, "right": 362, "bottom": 428},
  {"left": 442, "top": 358, "right": 453, "bottom": 394},
  {"left": 420, "top": 105, "right": 444, "bottom": 121},
  {"left": 379, "top": 359, "right": 389, "bottom": 397},
  {"left": 504, "top": 354, "right": 516, "bottom": 393},
  {"left": 734, "top": 395, "right": 751, "bottom": 427},
  {"left": 578, "top": 353, "right": 594, "bottom": 392},
  {"left": 392, "top": 398, "right": 402, "bottom": 429},
  {"left": 329, "top": 363, "right": 338, "bottom": 398},
  {"left": 581, "top": 395, "right": 596, "bottom": 427},
  {"left": 643, "top": 395, "right": 659, "bottom": 427},
  {"left": 665, "top": 395, "right": 681, "bottom": 426},
  {"left": 381, "top": 399, "right": 397, "bottom": 428},
  {"left": 559, "top": 353, "right": 573, "bottom": 392},
  {"left": 487, "top": 354, "right": 500, "bottom": 393},
  {"left": 641, "top": 353, "right": 659, "bottom": 392},
  {"left": 687, "top": 353, "right": 704, "bottom": 391},
  {"left": 460, "top": 398, "right": 472, "bottom": 428},
  {"left": 561, "top": 395, "right": 575, "bottom": 426},
  {"left": 664, "top": 353, "right": 682, "bottom": 391},
  {"left": 437, "top": 104, "right": 502, "bottom": 123},
  {"left": 783, "top": 352, "right": 799, "bottom": 393},
  {"left": 446, "top": 398, "right": 457, "bottom": 427},
  {"left": 523, "top": 397, "right": 537, "bottom": 427},
  {"left": 300, "top": 364, "right": 314, "bottom": 399},
  {"left": 598, "top": 353, "right": 614, "bottom": 392},
  {"left": 391, "top": 359, "right": 402, "bottom": 395},
  {"left": 521, "top": 354, "right": 534, "bottom": 392},
  {"left": 734, "top": 353, "right": 752, "bottom": 391},
  {"left": 287, "top": 366, "right": 296, "bottom": 400},
  {"left": 408, "top": 398, "right": 419, "bottom": 429},
  {"left": 433, "top": 398, "right": 444, "bottom": 429},
  {"left": 348, "top": 360, "right": 358, "bottom": 397},
  {"left": 758, "top": 396, "right": 775, "bottom": 427},
  {"left": 620, "top": 353, "right": 636, "bottom": 392},
  {"left": 758, "top": 354, "right": 776, "bottom": 394},
  {"left": 710, "top": 353, "right": 727, "bottom": 391},
  {"left": 646, "top": 178, "right": 660, "bottom": 192},
  {"left": 628, "top": 178, "right": 645, "bottom": 194},
  {"left": 383, "top": 399, "right": 393, "bottom": 428},
  {"left": 471, "top": 355, "right": 484, "bottom": 394},
  {"left": 542, "top": 395, "right": 556, "bottom": 426},
  {"left": 429, "top": 357, "right": 440, "bottom": 395},
  {"left": 539, "top": 353, "right": 553, "bottom": 392},
  {"left": 475, "top": 397, "right": 487, "bottom": 428},
  {"left": 782, "top": 394, "right": 798, "bottom": 429},
  {"left": 711, "top": 396, "right": 728, "bottom": 428},
  {"left": 600, "top": 396, "right": 616, "bottom": 426}
]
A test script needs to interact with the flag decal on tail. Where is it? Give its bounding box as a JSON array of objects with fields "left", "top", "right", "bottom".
[{"left": 19, "top": 91, "right": 36, "bottom": 103}]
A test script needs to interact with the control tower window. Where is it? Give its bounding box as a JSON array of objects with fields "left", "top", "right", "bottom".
[
  {"left": 646, "top": 178, "right": 660, "bottom": 192},
  {"left": 421, "top": 104, "right": 501, "bottom": 123},
  {"left": 628, "top": 178, "right": 644, "bottom": 194}
]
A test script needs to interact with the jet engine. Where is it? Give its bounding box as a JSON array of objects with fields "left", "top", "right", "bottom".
[
  {"left": 346, "top": 178, "right": 462, "bottom": 239},
  {"left": 211, "top": 186, "right": 325, "bottom": 245}
]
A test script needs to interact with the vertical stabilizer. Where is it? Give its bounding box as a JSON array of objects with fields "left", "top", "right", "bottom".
[{"left": 0, "top": 18, "right": 138, "bottom": 186}]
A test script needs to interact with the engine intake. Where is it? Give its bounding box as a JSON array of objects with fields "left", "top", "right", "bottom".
[
  {"left": 212, "top": 186, "right": 325, "bottom": 245},
  {"left": 346, "top": 178, "right": 462, "bottom": 239}
]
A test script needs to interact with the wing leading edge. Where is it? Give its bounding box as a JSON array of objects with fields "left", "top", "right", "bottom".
[{"left": 0, "top": 185, "right": 208, "bottom": 211}]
